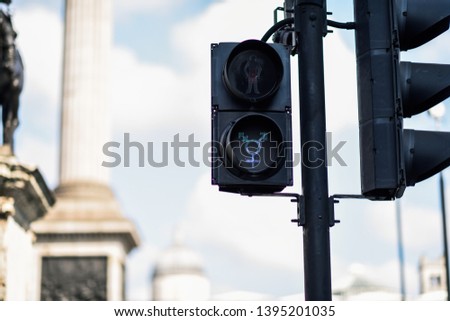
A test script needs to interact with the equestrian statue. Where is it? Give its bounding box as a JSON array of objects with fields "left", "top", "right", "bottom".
[{"left": 0, "top": 0, "right": 24, "bottom": 154}]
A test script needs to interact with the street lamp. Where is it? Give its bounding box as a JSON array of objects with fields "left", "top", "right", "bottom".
[{"left": 429, "top": 104, "right": 446, "bottom": 127}]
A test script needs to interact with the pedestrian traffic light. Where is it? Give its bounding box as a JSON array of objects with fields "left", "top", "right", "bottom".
[
  {"left": 354, "top": 0, "right": 450, "bottom": 200},
  {"left": 211, "top": 40, "right": 293, "bottom": 195}
]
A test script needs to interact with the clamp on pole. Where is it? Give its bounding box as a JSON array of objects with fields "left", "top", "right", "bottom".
[{"left": 244, "top": 192, "right": 340, "bottom": 227}]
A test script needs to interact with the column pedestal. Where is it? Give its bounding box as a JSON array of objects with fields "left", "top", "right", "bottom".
[{"left": 0, "top": 151, "right": 55, "bottom": 300}]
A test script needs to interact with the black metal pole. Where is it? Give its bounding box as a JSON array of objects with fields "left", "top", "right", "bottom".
[
  {"left": 395, "top": 200, "right": 407, "bottom": 300},
  {"left": 439, "top": 173, "right": 450, "bottom": 301},
  {"left": 295, "top": 0, "right": 332, "bottom": 300}
]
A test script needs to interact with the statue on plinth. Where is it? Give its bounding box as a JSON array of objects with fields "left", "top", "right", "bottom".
[{"left": 0, "top": 0, "right": 23, "bottom": 154}]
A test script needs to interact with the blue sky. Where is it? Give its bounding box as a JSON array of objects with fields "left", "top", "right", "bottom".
[{"left": 8, "top": 0, "right": 450, "bottom": 300}]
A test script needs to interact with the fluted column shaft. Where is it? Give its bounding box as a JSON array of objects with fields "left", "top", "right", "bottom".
[{"left": 59, "top": 0, "right": 112, "bottom": 185}]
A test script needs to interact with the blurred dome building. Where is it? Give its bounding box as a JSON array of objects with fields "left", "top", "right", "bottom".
[
  {"left": 152, "top": 232, "right": 210, "bottom": 301},
  {"left": 332, "top": 264, "right": 400, "bottom": 301}
]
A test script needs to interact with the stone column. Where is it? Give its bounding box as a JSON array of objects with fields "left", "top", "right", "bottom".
[
  {"left": 31, "top": 0, "right": 139, "bottom": 301},
  {"left": 59, "top": 0, "right": 112, "bottom": 186}
]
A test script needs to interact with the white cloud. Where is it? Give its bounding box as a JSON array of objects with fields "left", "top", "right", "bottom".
[
  {"left": 324, "top": 32, "right": 358, "bottom": 133},
  {"left": 172, "top": 0, "right": 276, "bottom": 67},
  {"left": 111, "top": 0, "right": 284, "bottom": 136},
  {"left": 12, "top": 6, "right": 63, "bottom": 187},
  {"left": 111, "top": 0, "right": 277, "bottom": 137},
  {"left": 368, "top": 202, "right": 441, "bottom": 252},
  {"left": 114, "top": 0, "right": 184, "bottom": 16},
  {"left": 14, "top": 6, "right": 63, "bottom": 114},
  {"left": 185, "top": 172, "right": 303, "bottom": 272},
  {"left": 110, "top": 46, "right": 211, "bottom": 137}
]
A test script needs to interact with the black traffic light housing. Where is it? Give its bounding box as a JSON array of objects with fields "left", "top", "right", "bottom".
[
  {"left": 354, "top": 0, "right": 450, "bottom": 200},
  {"left": 354, "top": 0, "right": 405, "bottom": 200},
  {"left": 211, "top": 40, "right": 293, "bottom": 195}
]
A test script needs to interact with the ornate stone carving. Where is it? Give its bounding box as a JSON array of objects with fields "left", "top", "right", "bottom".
[{"left": 40, "top": 256, "right": 107, "bottom": 301}]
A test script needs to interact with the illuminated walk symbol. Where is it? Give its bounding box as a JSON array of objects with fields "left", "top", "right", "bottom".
[{"left": 238, "top": 132, "right": 270, "bottom": 168}]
